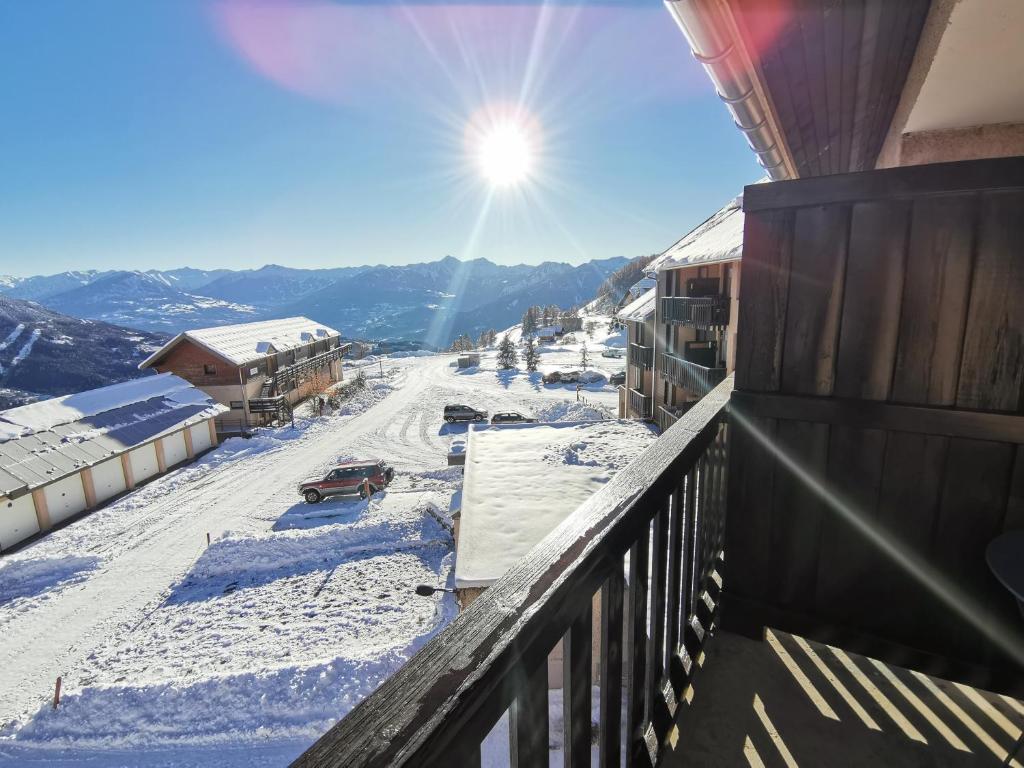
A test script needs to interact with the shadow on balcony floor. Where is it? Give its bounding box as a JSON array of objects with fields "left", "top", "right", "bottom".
[{"left": 662, "top": 629, "right": 1023, "bottom": 767}]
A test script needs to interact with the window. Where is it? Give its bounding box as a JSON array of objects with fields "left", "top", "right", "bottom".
[
  {"left": 204, "top": 364, "right": 217, "bottom": 375},
  {"left": 229, "top": 401, "right": 244, "bottom": 409}
]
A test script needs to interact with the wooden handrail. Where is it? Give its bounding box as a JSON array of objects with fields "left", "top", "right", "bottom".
[{"left": 294, "top": 376, "right": 734, "bottom": 768}]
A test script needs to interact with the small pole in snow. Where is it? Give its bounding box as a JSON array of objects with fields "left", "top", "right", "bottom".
[
  {"left": 52, "top": 676, "right": 62, "bottom": 710},
  {"left": 378, "top": 359, "right": 384, "bottom": 379},
  {"left": 206, "top": 532, "right": 211, "bottom": 547}
]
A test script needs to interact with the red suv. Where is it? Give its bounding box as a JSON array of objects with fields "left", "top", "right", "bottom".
[{"left": 299, "top": 460, "right": 395, "bottom": 503}]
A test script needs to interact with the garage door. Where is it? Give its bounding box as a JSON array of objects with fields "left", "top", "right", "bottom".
[
  {"left": 162, "top": 430, "right": 188, "bottom": 468},
  {"left": 44, "top": 474, "right": 88, "bottom": 525},
  {"left": 190, "top": 421, "right": 213, "bottom": 454},
  {"left": 0, "top": 494, "right": 39, "bottom": 551},
  {"left": 130, "top": 442, "right": 159, "bottom": 483},
  {"left": 91, "top": 457, "right": 127, "bottom": 503}
]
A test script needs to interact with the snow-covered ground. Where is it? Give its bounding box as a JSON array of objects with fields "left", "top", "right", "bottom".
[{"left": 0, "top": 315, "right": 638, "bottom": 766}]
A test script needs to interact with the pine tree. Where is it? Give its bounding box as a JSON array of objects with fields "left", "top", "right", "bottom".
[
  {"left": 522, "top": 309, "right": 536, "bottom": 336},
  {"left": 524, "top": 335, "right": 539, "bottom": 372},
  {"left": 580, "top": 341, "right": 590, "bottom": 370},
  {"left": 497, "top": 333, "right": 518, "bottom": 370}
]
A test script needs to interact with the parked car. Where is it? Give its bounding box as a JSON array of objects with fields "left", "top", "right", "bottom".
[
  {"left": 601, "top": 348, "right": 625, "bottom": 358},
  {"left": 491, "top": 412, "right": 538, "bottom": 424},
  {"left": 443, "top": 403, "right": 488, "bottom": 423},
  {"left": 299, "top": 460, "right": 395, "bottom": 503},
  {"left": 610, "top": 371, "right": 626, "bottom": 386}
]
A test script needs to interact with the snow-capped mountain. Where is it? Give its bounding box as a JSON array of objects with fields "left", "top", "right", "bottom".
[
  {"left": 0, "top": 297, "right": 167, "bottom": 408},
  {"left": 1, "top": 256, "right": 630, "bottom": 343}
]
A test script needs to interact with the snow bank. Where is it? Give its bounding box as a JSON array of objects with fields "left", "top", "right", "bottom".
[
  {"left": 534, "top": 401, "right": 607, "bottom": 423},
  {"left": 456, "top": 420, "right": 657, "bottom": 587},
  {"left": 0, "top": 556, "right": 100, "bottom": 606}
]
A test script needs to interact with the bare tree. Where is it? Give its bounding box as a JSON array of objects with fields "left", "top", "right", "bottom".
[{"left": 580, "top": 341, "right": 590, "bottom": 370}]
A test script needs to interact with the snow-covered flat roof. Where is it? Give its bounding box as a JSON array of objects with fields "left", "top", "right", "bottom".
[
  {"left": 140, "top": 316, "right": 340, "bottom": 369},
  {"left": 619, "top": 287, "right": 656, "bottom": 322},
  {"left": 655, "top": 197, "right": 744, "bottom": 271},
  {"left": 455, "top": 419, "right": 657, "bottom": 588},
  {"left": 0, "top": 373, "right": 226, "bottom": 497}
]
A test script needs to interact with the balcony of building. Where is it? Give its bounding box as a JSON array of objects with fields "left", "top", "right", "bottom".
[
  {"left": 660, "top": 295, "right": 730, "bottom": 331},
  {"left": 660, "top": 343, "right": 727, "bottom": 398},
  {"left": 628, "top": 387, "right": 653, "bottom": 419},
  {"left": 629, "top": 342, "right": 654, "bottom": 370}
]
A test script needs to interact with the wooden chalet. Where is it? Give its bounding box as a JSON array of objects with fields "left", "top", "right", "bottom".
[
  {"left": 295, "top": 2, "right": 1024, "bottom": 766},
  {"left": 139, "top": 317, "right": 348, "bottom": 434}
]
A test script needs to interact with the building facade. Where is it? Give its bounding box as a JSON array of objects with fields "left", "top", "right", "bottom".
[{"left": 139, "top": 317, "right": 347, "bottom": 434}]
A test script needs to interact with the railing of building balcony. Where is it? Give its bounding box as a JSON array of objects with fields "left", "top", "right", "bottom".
[
  {"left": 660, "top": 295, "right": 730, "bottom": 329},
  {"left": 656, "top": 402, "right": 694, "bottom": 434},
  {"left": 269, "top": 344, "right": 350, "bottom": 395},
  {"left": 629, "top": 342, "right": 654, "bottom": 369},
  {"left": 293, "top": 377, "right": 732, "bottom": 768},
  {"left": 660, "top": 350, "right": 727, "bottom": 397},
  {"left": 628, "top": 387, "right": 653, "bottom": 419}
]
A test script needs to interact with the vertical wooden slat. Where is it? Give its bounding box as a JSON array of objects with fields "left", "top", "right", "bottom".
[
  {"left": 665, "top": 484, "right": 684, "bottom": 674},
  {"left": 781, "top": 205, "right": 849, "bottom": 396},
  {"left": 625, "top": 531, "right": 649, "bottom": 768},
  {"left": 834, "top": 200, "right": 909, "bottom": 400},
  {"left": 511, "top": 661, "right": 548, "bottom": 768},
  {"left": 564, "top": 604, "right": 593, "bottom": 768},
  {"left": 957, "top": 191, "right": 1024, "bottom": 412},
  {"left": 645, "top": 505, "right": 668, "bottom": 726},
  {"left": 736, "top": 209, "right": 793, "bottom": 392},
  {"left": 770, "top": 420, "right": 830, "bottom": 611},
  {"left": 680, "top": 467, "right": 700, "bottom": 655},
  {"left": 891, "top": 195, "right": 975, "bottom": 406},
  {"left": 599, "top": 569, "right": 624, "bottom": 768}
]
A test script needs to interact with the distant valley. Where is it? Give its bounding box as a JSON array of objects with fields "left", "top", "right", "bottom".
[{"left": 0, "top": 256, "right": 629, "bottom": 345}]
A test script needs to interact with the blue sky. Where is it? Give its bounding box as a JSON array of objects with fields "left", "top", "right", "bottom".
[{"left": 0, "top": 1, "right": 760, "bottom": 276}]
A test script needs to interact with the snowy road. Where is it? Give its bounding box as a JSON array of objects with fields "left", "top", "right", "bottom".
[{"left": 0, "top": 326, "right": 632, "bottom": 766}]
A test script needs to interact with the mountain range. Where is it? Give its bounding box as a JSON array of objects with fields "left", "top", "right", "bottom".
[
  {"left": 0, "top": 256, "right": 629, "bottom": 345},
  {"left": 0, "top": 297, "right": 167, "bottom": 409}
]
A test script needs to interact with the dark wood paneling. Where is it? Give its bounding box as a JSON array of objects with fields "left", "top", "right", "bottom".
[
  {"left": 733, "top": 0, "right": 929, "bottom": 177},
  {"left": 956, "top": 191, "right": 1024, "bottom": 412},
  {"left": 891, "top": 196, "right": 976, "bottom": 405},
  {"left": 834, "top": 201, "right": 909, "bottom": 400},
  {"left": 769, "top": 419, "right": 828, "bottom": 609},
  {"left": 814, "top": 425, "right": 887, "bottom": 632},
  {"left": 735, "top": 209, "right": 793, "bottom": 392},
  {"left": 780, "top": 205, "right": 848, "bottom": 396},
  {"left": 1006, "top": 447, "right": 1024, "bottom": 533},
  {"left": 732, "top": 390, "right": 1024, "bottom": 444},
  {"left": 744, "top": 156, "right": 1024, "bottom": 212}
]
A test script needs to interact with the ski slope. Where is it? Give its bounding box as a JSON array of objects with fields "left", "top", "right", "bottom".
[{"left": 0, "top": 343, "right": 642, "bottom": 766}]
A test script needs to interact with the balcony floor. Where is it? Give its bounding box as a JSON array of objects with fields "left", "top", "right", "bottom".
[{"left": 662, "top": 629, "right": 1023, "bottom": 767}]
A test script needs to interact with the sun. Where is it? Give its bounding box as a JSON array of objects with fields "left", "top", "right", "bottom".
[{"left": 476, "top": 121, "right": 534, "bottom": 187}]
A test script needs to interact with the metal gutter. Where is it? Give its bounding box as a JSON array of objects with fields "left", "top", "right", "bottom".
[{"left": 663, "top": 0, "right": 793, "bottom": 180}]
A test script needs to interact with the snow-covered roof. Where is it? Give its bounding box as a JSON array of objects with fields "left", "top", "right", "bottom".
[
  {"left": 455, "top": 420, "right": 656, "bottom": 588},
  {"left": 654, "top": 196, "right": 744, "bottom": 271},
  {"left": 140, "top": 316, "right": 340, "bottom": 369},
  {"left": 619, "top": 288, "right": 656, "bottom": 322},
  {"left": 0, "top": 373, "right": 226, "bottom": 497}
]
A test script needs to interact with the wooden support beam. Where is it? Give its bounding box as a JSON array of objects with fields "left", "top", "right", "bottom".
[
  {"left": 182, "top": 426, "right": 194, "bottom": 459},
  {"left": 120, "top": 452, "right": 136, "bottom": 490},
  {"left": 154, "top": 439, "right": 167, "bottom": 474},
  {"left": 80, "top": 467, "right": 97, "bottom": 509},
  {"left": 31, "top": 488, "right": 51, "bottom": 532},
  {"left": 208, "top": 418, "right": 219, "bottom": 447}
]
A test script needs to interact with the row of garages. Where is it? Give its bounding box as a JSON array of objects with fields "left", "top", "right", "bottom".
[{"left": 0, "top": 374, "right": 225, "bottom": 552}]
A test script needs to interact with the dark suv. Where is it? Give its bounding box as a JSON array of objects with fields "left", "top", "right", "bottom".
[
  {"left": 443, "top": 404, "right": 488, "bottom": 423},
  {"left": 299, "top": 460, "right": 395, "bottom": 503},
  {"left": 491, "top": 412, "right": 537, "bottom": 424}
]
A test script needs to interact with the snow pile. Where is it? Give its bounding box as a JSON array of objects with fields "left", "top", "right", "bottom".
[
  {"left": 0, "top": 556, "right": 100, "bottom": 607},
  {"left": 535, "top": 401, "right": 608, "bottom": 422},
  {"left": 456, "top": 419, "right": 657, "bottom": 587}
]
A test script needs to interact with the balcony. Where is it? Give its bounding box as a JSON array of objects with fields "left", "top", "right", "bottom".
[
  {"left": 628, "top": 387, "right": 652, "bottom": 419},
  {"left": 629, "top": 342, "right": 654, "bottom": 369},
  {"left": 660, "top": 295, "right": 730, "bottom": 329},
  {"left": 656, "top": 402, "right": 693, "bottom": 433},
  {"left": 660, "top": 347, "right": 727, "bottom": 397}
]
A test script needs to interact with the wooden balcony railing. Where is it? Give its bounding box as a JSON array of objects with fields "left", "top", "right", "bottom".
[
  {"left": 628, "top": 387, "right": 653, "bottom": 419},
  {"left": 629, "top": 342, "right": 654, "bottom": 369},
  {"left": 294, "top": 377, "right": 731, "bottom": 768},
  {"left": 270, "top": 344, "right": 350, "bottom": 394},
  {"left": 660, "top": 351, "right": 727, "bottom": 397},
  {"left": 660, "top": 295, "right": 730, "bottom": 329}
]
